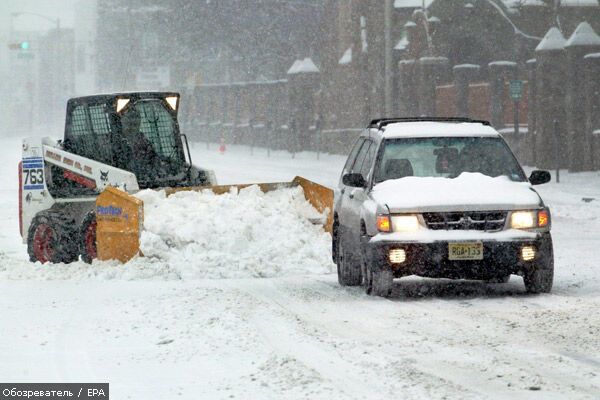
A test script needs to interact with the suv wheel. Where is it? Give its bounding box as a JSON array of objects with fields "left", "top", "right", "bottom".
[
  {"left": 332, "top": 218, "right": 339, "bottom": 264},
  {"left": 523, "top": 255, "right": 554, "bottom": 294},
  {"left": 336, "top": 235, "right": 362, "bottom": 286}
]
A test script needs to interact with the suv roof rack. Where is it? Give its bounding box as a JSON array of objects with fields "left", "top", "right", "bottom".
[{"left": 368, "top": 117, "right": 491, "bottom": 130}]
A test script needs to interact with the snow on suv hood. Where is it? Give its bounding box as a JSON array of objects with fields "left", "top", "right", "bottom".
[{"left": 371, "top": 172, "right": 541, "bottom": 212}]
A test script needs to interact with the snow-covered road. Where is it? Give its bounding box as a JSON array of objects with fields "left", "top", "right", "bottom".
[{"left": 1, "top": 136, "right": 600, "bottom": 399}]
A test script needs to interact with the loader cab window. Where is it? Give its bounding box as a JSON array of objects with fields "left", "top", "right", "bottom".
[
  {"left": 88, "top": 105, "right": 112, "bottom": 163},
  {"left": 119, "top": 100, "right": 185, "bottom": 185},
  {"left": 135, "top": 100, "right": 182, "bottom": 164},
  {"left": 65, "top": 104, "right": 112, "bottom": 164},
  {"left": 66, "top": 105, "right": 91, "bottom": 156}
]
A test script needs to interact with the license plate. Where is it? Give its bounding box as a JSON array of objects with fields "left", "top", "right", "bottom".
[{"left": 448, "top": 242, "right": 483, "bottom": 260}]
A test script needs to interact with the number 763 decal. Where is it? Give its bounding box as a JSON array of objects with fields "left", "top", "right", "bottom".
[{"left": 23, "top": 168, "right": 45, "bottom": 189}]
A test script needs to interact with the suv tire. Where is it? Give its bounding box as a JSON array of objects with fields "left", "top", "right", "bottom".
[
  {"left": 524, "top": 255, "right": 554, "bottom": 294},
  {"left": 336, "top": 234, "right": 362, "bottom": 286},
  {"left": 366, "top": 267, "right": 393, "bottom": 297}
]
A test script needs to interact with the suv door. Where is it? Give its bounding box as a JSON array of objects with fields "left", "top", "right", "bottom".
[
  {"left": 337, "top": 137, "right": 364, "bottom": 229},
  {"left": 345, "top": 139, "right": 377, "bottom": 247},
  {"left": 339, "top": 138, "right": 376, "bottom": 250}
]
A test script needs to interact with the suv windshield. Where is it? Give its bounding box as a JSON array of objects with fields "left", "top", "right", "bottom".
[{"left": 374, "top": 136, "right": 527, "bottom": 183}]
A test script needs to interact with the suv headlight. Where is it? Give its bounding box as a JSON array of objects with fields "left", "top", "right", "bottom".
[
  {"left": 376, "top": 214, "right": 421, "bottom": 233},
  {"left": 391, "top": 215, "right": 420, "bottom": 232},
  {"left": 510, "top": 209, "right": 550, "bottom": 230}
]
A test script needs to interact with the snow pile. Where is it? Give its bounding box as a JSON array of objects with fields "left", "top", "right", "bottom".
[
  {"left": 372, "top": 172, "right": 540, "bottom": 211},
  {"left": 135, "top": 185, "right": 333, "bottom": 279}
]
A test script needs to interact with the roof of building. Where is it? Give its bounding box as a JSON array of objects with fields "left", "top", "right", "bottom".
[
  {"left": 394, "top": 0, "right": 435, "bottom": 9},
  {"left": 287, "top": 60, "right": 303, "bottom": 74},
  {"left": 377, "top": 121, "right": 499, "bottom": 139},
  {"left": 394, "top": 36, "right": 409, "bottom": 51},
  {"left": 565, "top": 21, "right": 600, "bottom": 47},
  {"left": 551, "top": 0, "right": 599, "bottom": 5},
  {"left": 503, "top": 0, "right": 599, "bottom": 7},
  {"left": 536, "top": 27, "right": 567, "bottom": 52},
  {"left": 287, "top": 58, "right": 319, "bottom": 74},
  {"left": 339, "top": 48, "right": 352, "bottom": 65}
]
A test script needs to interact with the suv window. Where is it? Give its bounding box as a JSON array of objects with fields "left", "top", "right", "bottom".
[
  {"left": 342, "top": 138, "right": 364, "bottom": 174},
  {"left": 351, "top": 140, "right": 371, "bottom": 175},
  {"left": 360, "top": 140, "right": 377, "bottom": 179},
  {"left": 373, "top": 137, "right": 527, "bottom": 183}
]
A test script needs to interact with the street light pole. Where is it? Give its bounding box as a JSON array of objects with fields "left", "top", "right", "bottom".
[
  {"left": 11, "top": 12, "right": 60, "bottom": 31},
  {"left": 384, "top": 0, "right": 393, "bottom": 116}
]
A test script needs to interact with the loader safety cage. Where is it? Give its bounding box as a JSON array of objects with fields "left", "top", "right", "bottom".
[
  {"left": 62, "top": 92, "right": 192, "bottom": 190},
  {"left": 63, "top": 92, "right": 182, "bottom": 164}
]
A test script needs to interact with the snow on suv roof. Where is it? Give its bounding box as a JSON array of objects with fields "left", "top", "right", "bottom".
[{"left": 380, "top": 121, "right": 500, "bottom": 139}]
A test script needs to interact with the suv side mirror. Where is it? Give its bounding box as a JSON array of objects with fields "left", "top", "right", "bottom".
[
  {"left": 529, "top": 170, "right": 551, "bottom": 185},
  {"left": 342, "top": 173, "right": 366, "bottom": 188}
]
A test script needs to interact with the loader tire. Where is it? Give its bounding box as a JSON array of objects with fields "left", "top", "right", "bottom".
[
  {"left": 27, "top": 210, "right": 79, "bottom": 264},
  {"left": 79, "top": 212, "right": 97, "bottom": 264}
]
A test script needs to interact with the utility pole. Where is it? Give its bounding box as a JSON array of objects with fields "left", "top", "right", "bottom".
[{"left": 384, "top": 0, "right": 393, "bottom": 116}]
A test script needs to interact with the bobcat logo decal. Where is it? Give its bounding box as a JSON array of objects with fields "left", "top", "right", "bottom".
[{"left": 100, "top": 170, "right": 109, "bottom": 182}]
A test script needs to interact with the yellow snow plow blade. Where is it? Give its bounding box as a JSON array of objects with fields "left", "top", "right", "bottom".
[
  {"left": 96, "top": 176, "right": 333, "bottom": 263},
  {"left": 96, "top": 186, "right": 144, "bottom": 263}
]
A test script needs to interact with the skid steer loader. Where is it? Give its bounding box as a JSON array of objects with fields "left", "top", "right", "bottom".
[{"left": 19, "top": 92, "right": 333, "bottom": 264}]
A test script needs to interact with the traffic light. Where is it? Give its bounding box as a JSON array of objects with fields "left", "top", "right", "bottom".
[{"left": 8, "top": 41, "right": 30, "bottom": 50}]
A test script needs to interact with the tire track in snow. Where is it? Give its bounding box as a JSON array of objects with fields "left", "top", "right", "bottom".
[
  {"left": 228, "top": 276, "right": 600, "bottom": 399},
  {"left": 228, "top": 278, "right": 484, "bottom": 399}
]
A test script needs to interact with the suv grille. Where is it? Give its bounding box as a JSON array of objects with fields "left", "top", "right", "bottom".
[{"left": 422, "top": 211, "right": 507, "bottom": 232}]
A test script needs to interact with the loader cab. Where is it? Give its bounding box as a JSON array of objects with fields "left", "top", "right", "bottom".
[{"left": 62, "top": 92, "right": 192, "bottom": 189}]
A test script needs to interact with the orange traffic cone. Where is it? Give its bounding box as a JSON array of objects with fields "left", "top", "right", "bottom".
[{"left": 218, "top": 137, "right": 226, "bottom": 154}]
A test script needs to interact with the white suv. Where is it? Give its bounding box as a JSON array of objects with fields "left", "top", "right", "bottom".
[{"left": 332, "top": 118, "right": 553, "bottom": 297}]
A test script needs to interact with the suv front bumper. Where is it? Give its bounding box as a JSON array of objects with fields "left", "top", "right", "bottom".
[{"left": 364, "top": 231, "right": 552, "bottom": 280}]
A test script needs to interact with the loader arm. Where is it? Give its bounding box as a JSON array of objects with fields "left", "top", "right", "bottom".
[{"left": 41, "top": 143, "right": 140, "bottom": 194}]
